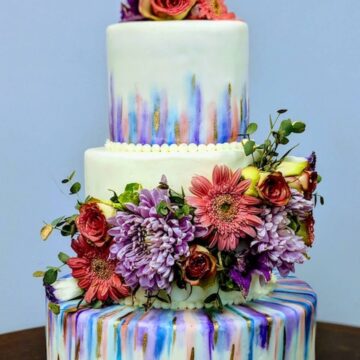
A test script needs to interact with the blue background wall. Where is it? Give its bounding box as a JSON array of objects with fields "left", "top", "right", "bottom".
[{"left": 0, "top": 0, "right": 359, "bottom": 333}]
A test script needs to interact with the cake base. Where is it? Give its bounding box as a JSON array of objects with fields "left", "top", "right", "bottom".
[{"left": 46, "top": 276, "right": 316, "bottom": 360}]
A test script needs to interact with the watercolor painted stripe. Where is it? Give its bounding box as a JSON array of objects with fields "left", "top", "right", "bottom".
[{"left": 109, "top": 74, "right": 248, "bottom": 145}]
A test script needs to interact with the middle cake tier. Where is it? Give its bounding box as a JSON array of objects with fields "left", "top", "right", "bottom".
[{"left": 85, "top": 141, "right": 252, "bottom": 199}]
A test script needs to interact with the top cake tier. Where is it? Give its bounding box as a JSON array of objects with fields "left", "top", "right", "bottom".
[{"left": 107, "top": 20, "right": 249, "bottom": 145}]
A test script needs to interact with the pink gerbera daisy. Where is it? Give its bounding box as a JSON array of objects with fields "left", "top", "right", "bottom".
[
  {"left": 187, "top": 165, "right": 263, "bottom": 251},
  {"left": 67, "top": 235, "right": 130, "bottom": 304}
]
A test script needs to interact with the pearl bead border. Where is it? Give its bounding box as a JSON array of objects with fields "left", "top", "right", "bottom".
[{"left": 105, "top": 140, "right": 247, "bottom": 153}]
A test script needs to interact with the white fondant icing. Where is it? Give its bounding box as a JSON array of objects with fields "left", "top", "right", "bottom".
[
  {"left": 84, "top": 144, "right": 253, "bottom": 199},
  {"left": 107, "top": 20, "right": 249, "bottom": 144}
]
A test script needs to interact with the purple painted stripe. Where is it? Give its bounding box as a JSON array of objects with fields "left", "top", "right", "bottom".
[
  {"left": 109, "top": 75, "right": 115, "bottom": 141},
  {"left": 116, "top": 98, "right": 123, "bottom": 142}
]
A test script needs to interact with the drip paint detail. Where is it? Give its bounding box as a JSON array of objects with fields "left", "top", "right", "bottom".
[{"left": 47, "top": 277, "right": 316, "bottom": 360}]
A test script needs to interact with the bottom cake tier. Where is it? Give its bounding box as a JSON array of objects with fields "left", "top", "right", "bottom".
[{"left": 46, "top": 276, "right": 316, "bottom": 360}]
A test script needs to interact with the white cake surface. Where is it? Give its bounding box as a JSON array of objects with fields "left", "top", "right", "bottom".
[
  {"left": 85, "top": 141, "right": 253, "bottom": 199},
  {"left": 107, "top": 20, "right": 249, "bottom": 144}
]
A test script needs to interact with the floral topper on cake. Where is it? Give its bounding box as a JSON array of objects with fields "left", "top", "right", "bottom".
[
  {"left": 120, "top": 0, "right": 236, "bottom": 22},
  {"left": 34, "top": 109, "right": 323, "bottom": 313}
]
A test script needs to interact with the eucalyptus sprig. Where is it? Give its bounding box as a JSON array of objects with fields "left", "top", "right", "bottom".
[
  {"left": 242, "top": 109, "right": 306, "bottom": 172},
  {"left": 40, "top": 171, "right": 82, "bottom": 241},
  {"left": 33, "top": 251, "right": 71, "bottom": 286}
]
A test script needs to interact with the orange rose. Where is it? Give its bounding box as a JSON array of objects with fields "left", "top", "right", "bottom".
[{"left": 139, "top": 0, "right": 196, "bottom": 20}]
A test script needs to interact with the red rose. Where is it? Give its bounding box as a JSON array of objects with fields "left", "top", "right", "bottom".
[
  {"left": 183, "top": 245, "right": 217, "bottom": 286},
  {"left": 76, "top": 203, "right": 108, "bottom": 246},
  {"left": 257, "top": 172, "right": 292, "bottom": 206},
  {"left": 139, "top": 0, "right": 196, "bottom": 20}
]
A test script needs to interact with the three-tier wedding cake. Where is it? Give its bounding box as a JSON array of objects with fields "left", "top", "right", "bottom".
[{"left": 38, "top": 1, "right": 319, "bottom": 359}]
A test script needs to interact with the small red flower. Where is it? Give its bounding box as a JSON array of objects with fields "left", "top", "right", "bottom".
[
  {"left": 183, "top": 245, "right": 217, "bottom": 286},
  {"left": 67, "top": 235, "right": 130, "bottom": 303},
  {"left": 257, "top": 172, "right": 292, "bottom": 206},
  {"left": 76, "top": 203, "right": 108, "bottom": 246}
]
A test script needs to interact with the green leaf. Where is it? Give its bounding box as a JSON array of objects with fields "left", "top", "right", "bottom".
[
  {"left": 118, "top": 191, "right": 139, "bottom": 206},
  {"left": 33, "top": 271, "right": 45, "bottom": 278},
  {"left": 156, "top": 201, "right": 169, "bottom": 216},
  {"left": 61, "top": 179, "right": 69, "bottom": 184},
  {"left": 169, "top": 189, "right": 185, "bottom": 205},
  {"left": 48, "top": 302, "right": 60, "bottom": 315},
  {"left": 156, "top": 291, "right": 171, "bottom": 303},
  {"left": 108, "top": 190, "right": 119, "bottom": 203},
  {"left": 243, "top": 140, "right": 256, "bottom": 156},
  {"left": 51, "top": 216, "right": 65, "bottom": 227},
  {"left": 279, "top": 119, "right": 293, "bottom": 136},
  {"left": 60, "top": 223, "right": 76, "bottom": 237},
  {"left": 320, "top": 196, "right": 325, "bottom": 205},
  {"left": 279, "top": 137, "right": 289, "bottom": 145},
  {"left": 264, "top": 139, "right": 271, "bottom": 148},
  {"left": 246, "top": 123, "right": 258, "bottom": 135},
  {"left": 92, "top": 300, "right": 103, "bottom": 309},
  {"left": 68, "top": 170, "right": 76, "bottom": 181},
  {"left": 125, "top": 183, "right": 142, "bottom": 192},
  {"left": 69, "top": 182, "right": 81, "bottom": 195},
  {"left": 204, "top": 293, "right": 218, "bottom": 304},
  {"left": 277, "top": 109, "right": 288, "bottom": 114},
  {"left": 269, "top": 115, "right": 274, "bottom": 129},
  {"left": 317, "top": 175, "right": 322, "bottom": 184},
  {"left": 58, "top": 252, "right": 70, "bottom": 264},
  {"left": 292, "top": 121, "right": 306, "bottom": 133},
  {"left": 43, "top": 269, "right": 58, "bottom": 285}
]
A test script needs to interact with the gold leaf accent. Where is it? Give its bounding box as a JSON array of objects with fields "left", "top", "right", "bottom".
[
  {"left": 190, "top": 347, "right": 195, "bottom": 360},
  {"left": 213, "top": 320, "right": 219, "bottom": 345},
  {"left": 75, "top": 339, "right": 81, "bottom": 360},
  {"left": 153, "top": 108, "right": 160, "bottom": 132},
  {"left": 228, "top": 83, "right": 232, "bottom": 96},
  {"left": 174, "top": 122, "right": 180, "bottom": 144},
  {"left": 142, "top": 333, "right": 148, "bottom": 353},
  {"left": 96, "top": 319, "right": 103, "bottom": 359},
  {"left": 172, "top": 317, "right": 177, "bottom": 345},
  {"left": 230, "top": 344, "right": 235, "bottom": 360},
  {"left": 191, "top": 74, "right": 196, "bottom": 90},
  {"left": 214, "top": 112, "right": 218, "bottom": 143}
]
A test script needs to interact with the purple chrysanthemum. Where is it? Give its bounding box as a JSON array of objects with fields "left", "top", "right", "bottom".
[
  {"left": 229, "top": 250, "right": 272, "bottom": 295},
  {"left": 286, "top": 189, "right": 314, "bottom": 220},
  {"left": 109, "top": 185, "right": 203, "bottom": 293},
  {"left": 251, "top": 206, "right": 307, "bottom": 277}
]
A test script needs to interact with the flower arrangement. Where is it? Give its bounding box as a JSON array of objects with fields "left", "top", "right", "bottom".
[
  {"left": 120, "top": 0, "right": 236, "bottom": 21},
  {"left": 35, "top": 110, "right": 322, "bottom": 312}
]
